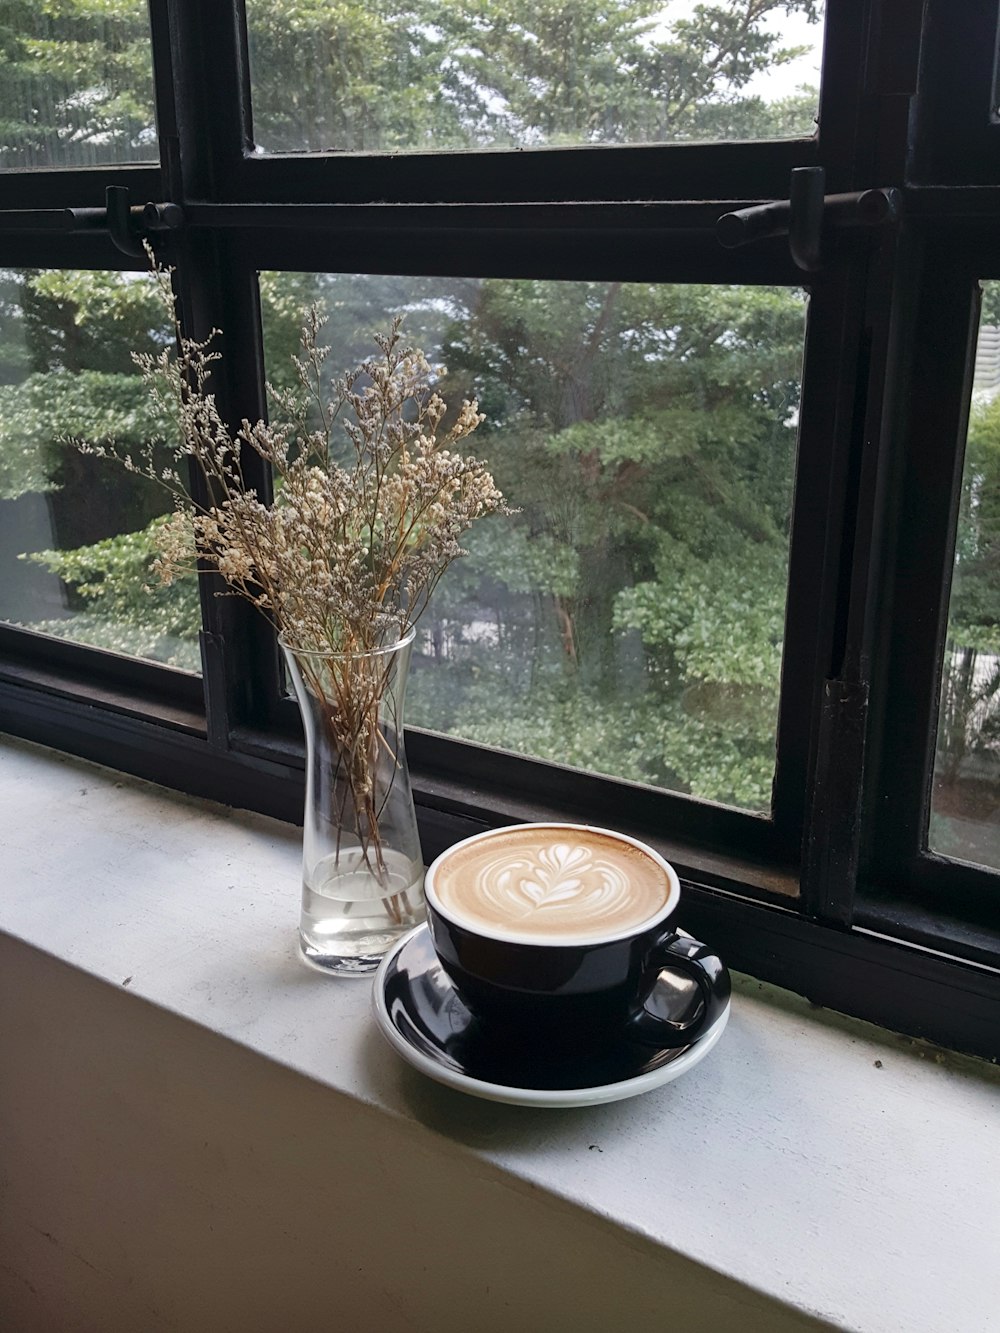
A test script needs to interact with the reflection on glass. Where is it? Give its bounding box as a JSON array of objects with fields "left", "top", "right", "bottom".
[
  {"left": 0, "top": 270, "right": 199, "bottom": 671},
  {"left": 260, "top": 272, "right": 806, "bottom": 812},
  {"left": 930, "top": 282, "right": 1000, "bottom": 866},
  {"left": 0, "top": 3, "right": 157, "bottom": 169},
  {"left": 247, "top": 0, "right": 824, "bottom": 155}
]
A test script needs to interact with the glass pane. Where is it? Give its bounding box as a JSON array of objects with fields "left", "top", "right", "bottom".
[
  {"left": 930, "top": 281, "right": 1000, "bottom": 867},
  {"left": 0, "top": 270, "right": 199, "bottom": 671},
  {"left": 247, "top": 0, "right": 824, "bottom": 155},
  {"left": 0, "top": 3, "right": 157, "bottom": 169},
  {"left": 259, "top": 272, "right": 806, "bottom": 812}
]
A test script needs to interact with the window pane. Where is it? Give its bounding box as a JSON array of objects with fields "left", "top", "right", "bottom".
[
  {"left": 0, "top": 270, "right": 199, "bottom": 672},
  {"left": 247, "top": 0, "right": 824, "bottom": 155},
  {"left": 930, "top": 281, "right": 1000, "bottom": 866},
  {"left": 0, "top": 3, "right": 157, "bottom": 169},
  {"left": 260, "top": 272, "right": 805, "bottom": 812}
]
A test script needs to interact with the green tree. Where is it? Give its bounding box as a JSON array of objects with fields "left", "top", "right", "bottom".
[
  {"left": 399, "top": 277, "right": 802, "bottom": 808},
  {"left": 0, "top": 0, "right": 156, "bottom": 169},
  {"left": 935, "top": 386, "right": 1000, "bottom": 786},
  {"left": 0, "top": 0, "right": 821, "bottom": 161},
  {"left": 418, "top": 0, "right": 821, "bottom": 146},
  {"left": 25, "top": 517, "right": 201, "bottom": 670},
  {"left": 0, "top": 267, "right": 182, "bottom": 646},
  {"left": 248, "top": 0, "right": 822, "bottom": 151}
]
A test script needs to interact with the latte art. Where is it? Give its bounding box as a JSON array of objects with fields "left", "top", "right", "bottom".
[
  {"left": 481, "top": 843, "right": 632, "bottom": 923},
  {"left": 431, "top": 826, "right": 673, "bottom": 942}
]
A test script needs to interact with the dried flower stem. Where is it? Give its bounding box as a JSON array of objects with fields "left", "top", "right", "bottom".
[{"left": 73, "top": 250, "right": 512, "bottom": 905}]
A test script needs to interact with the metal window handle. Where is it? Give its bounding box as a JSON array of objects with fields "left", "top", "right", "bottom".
[
  {"left": 717, "top": 167, "right": 901, "bottom": 272},
  {"left": 102, "top": 185, "right": 145, "bottom": 257},
  {"left": 84, "top": 187, "right": 184, "bottom": 257}
]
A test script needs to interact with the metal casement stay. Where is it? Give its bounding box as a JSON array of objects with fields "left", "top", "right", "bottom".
[
  {"left": 0, "top": 170, "right": 899, "bottom": 270},
  {"left": 0, "top": 185, "right": 183, "bottom": 257},
  {"left": 717, "top": 167, "right": 902, "bottom": 272}
]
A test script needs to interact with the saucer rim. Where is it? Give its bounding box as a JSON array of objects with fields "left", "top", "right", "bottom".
[{"left": 371, "top": 922, "right": 731, "bottom": 1108}]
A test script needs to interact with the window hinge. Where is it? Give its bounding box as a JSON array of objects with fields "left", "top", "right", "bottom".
[
  {"left": 802, "top": 676, "right": 870, "bottom": 926},
  {"left": 717, "top": 167, "right": 901, "bottom": 272}
]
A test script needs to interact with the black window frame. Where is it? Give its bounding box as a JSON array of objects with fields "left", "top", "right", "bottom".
[{"left": 2, "top": 0, "right": 1000, "bottom": 1061}]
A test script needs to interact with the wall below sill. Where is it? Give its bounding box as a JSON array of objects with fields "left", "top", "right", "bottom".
[{"left": 1, "top": 736, "right": 998, "bottom": 1333}]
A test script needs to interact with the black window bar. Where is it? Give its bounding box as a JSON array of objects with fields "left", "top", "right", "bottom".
[
  {"left": 0, "top": 170, "right": 902, "bottom": 274},
  {"left": 0, "top": 186, "right": 182, "bottom": 254}
]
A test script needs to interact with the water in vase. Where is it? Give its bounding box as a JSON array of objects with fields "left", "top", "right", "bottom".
[{"left": 300, "top": 846, "right": 425, "bottom": 974}]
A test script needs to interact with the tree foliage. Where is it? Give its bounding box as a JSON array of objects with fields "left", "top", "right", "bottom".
[
  {"left": 393, "top": 275, "right": 802, "bottom": 807},
  {"left": 0, "top": 0, "right": 157, "bottom": 169},
  {"left": 934, "top": 369, "right": 1000, "bottom": 800},
  {"left": 0, "top": 0, "right": 821, "bottom": 163},
  {"left": 24, "top": 517, "right": 201, "bottom": 670},
  {"left": 247, "top": 0, "right": 822, "bottom": 151}
]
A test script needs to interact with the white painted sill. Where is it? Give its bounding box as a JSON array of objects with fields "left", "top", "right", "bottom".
[{"left": 1, "top": 734, "right": 998, "bottom": 1333}]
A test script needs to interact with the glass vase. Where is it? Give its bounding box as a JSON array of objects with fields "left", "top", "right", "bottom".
[{"left": 282, "top": 628, "right": 425, "bottom": 974}]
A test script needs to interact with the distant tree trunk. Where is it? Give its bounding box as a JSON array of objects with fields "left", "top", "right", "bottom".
[
  {"left": 937, "top": 645, "right": 978, "bottom": 785},
  {"left": 554, "top": 594, "right": 578, "bottom": 667}
]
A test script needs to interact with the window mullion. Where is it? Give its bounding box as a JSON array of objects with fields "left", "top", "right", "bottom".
[
  {"left": 150, "top": 0, "right": 278, "bottom": 746},
  {"left": 798, "top": 226, "right": 910, "bottom": 924},
  {"left": 772, "top": 264, "right": 869, "bottom": 872},
  {"left": 167, "top": 233, "right": 278, "bottom": 746},
  {"left": 863, "top": 239, "right": 985, "bottom": 908},
  {"left": 156, "top": 0, "right": 251, "bottom": 202}
]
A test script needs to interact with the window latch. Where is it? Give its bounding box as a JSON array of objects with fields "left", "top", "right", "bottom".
[
  {"left": 0, "top": 186, "right": 183, "bottom": 257},
  {"left": 716, "top": 167, "right": 901, "bottom": 272},
  {"left": 97, "top": 185, "right": 183, "bottom": 257}
]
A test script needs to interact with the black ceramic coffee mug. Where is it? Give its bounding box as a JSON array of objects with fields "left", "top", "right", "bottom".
[{"left": 424, "top": 823, "right": 730, "bottom": 1048}]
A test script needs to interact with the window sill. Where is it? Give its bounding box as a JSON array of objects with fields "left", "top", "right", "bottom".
[{"left": 1, "top": 735, "right": 998, "bottom": 1332}]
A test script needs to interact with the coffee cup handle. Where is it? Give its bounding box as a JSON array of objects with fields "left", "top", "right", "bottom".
[{"left": 628, "top": 931, "right": 731, "bottom": 1048}]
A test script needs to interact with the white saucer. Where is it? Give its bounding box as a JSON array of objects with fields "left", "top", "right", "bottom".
[{"left": 372, "top": 923, "right": 730, "bottom": 1108}]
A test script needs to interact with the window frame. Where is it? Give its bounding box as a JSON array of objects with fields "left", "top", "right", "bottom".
[
  {"left": 1, "top": 0, "right": 999, "bottom": 1061},
  {"left": 909, "top": 0, "right": 1000, "bottom": 188},
  {"left": 861, "top": 234, "right": 1000, "bottom": 958}
]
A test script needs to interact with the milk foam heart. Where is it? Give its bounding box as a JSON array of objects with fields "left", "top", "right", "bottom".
[{"left": 430, "top": 825, "right": 673, "bottom": 942}]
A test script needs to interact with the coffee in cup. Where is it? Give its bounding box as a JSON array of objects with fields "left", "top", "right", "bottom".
[
  {"left": 424, "top": 823, "right": 729, "bottom": 1047},
  {"left": 430, "top": 824, "right": 672, "bottom": 942}
]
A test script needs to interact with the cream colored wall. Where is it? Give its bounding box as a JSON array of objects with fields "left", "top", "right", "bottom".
[{"left": 0, "top": 935, "right": 826, "bottom": 1333}]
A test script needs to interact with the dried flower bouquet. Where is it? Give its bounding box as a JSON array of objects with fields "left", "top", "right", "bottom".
[{"left": 77, "top": 257, "right": 511, "bottom": 936}]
